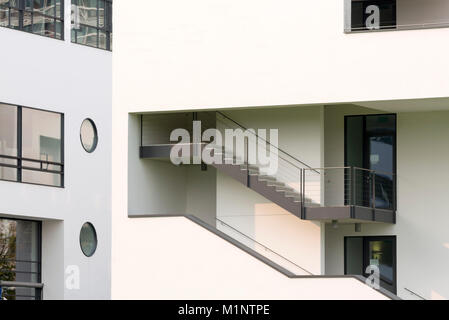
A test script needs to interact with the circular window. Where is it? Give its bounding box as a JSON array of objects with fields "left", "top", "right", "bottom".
[
  {"left": 80, "top": 119, "right": 98, "bottom": 153},
  {"left": 80, "top": 222, "right": 98, "bottom": 257}
]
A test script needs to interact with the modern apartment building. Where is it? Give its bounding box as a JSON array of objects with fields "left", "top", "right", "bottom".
[
  {"left": 112, "top": 0, "right": 448, "bottom": 300},
  {"left": 1, "top": 0, "right": 448, "bottom": 301},
  {"left": 0, "top": 0, "right": 112, "bottom": 299}
]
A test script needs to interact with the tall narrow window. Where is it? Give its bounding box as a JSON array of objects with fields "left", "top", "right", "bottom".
[
  {"left": 0, "top": 103, "right": 64, "bottom": 187},
  {"left": 71, "top": 0, "right": 112, "bottom": 50},
  {"left": 0, "top": 0, "right": 64, "bottom": 39}
]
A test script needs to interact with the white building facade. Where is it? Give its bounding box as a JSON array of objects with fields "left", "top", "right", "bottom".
[
  {"left": 0, "top": 0, "right": 112, "bottom": 299},
  {"left": 112, "top": 0, "right": 449, "bottom": 300},
  {"left": 2, "top": 0, "right": 449, "bottom": 300}
]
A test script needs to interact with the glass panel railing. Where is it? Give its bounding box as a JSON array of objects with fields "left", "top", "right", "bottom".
[{"left": 216, "top": 218, "right": 313, "bottom": 276}]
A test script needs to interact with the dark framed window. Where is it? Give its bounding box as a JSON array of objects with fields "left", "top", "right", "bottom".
[
  {"left": 0, "top": 0, "right": 64, "bottom": 40},
  {"left": 350, "top": 0, "right": 397, "bottom": 32},
  {"left": 345, "top": 236, "right": 397, "bottom": 294},
  {"left": 0, "top": 217, "right": 42, "bottom": 300},
  {"left": 71, "top": 0, "right": 112, "bottom": 51},
  {"left": 344, "top": 114, "right": 397, "bottom": 210},
  {"left": 0, "top": 102, "right": 64, "bottom": 188}
]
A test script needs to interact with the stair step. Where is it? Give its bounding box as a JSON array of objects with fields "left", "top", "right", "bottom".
[
  {"left": 276, "top": 186, "right": 295, "bottom": 192},
  {"left": 284, "top": 191, "right": 301, "bottom": 198},
  {"left": 258, "top": 175, "right": 276, "bottom": 182},
  {"left": 266, "top": 181, "right": 285, "bottom": 187}
]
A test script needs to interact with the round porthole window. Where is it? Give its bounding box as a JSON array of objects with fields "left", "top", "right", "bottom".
[
  {"left": 80, "top": 119, "right": 98, "bottom": 153},
  {"left": 80, "top": 222, "right": 98, "bottom": 257}
]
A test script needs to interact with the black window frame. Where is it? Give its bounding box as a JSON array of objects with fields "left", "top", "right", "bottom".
[
  {"left": 344, "top": 235, "right": 397, "bottom": 294},
  {"left": 71, "top": 0, "right": 112, "bottom": 51},
  {"left": 0, "top": 102, "right": 65, "bottom": 188},
  {"left": 0, "top": 216, "right": 42, "bottom": 300},
  {"left": 344, "top": 113, "right": 397, "bottom": 210},
  {"left": 0, "top": 0, "right": 65, "bottom": 40}
]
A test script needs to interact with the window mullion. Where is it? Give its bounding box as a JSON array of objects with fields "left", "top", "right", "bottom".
[{"left": 17, "top": 106, "right": 22, "bottom": 183}]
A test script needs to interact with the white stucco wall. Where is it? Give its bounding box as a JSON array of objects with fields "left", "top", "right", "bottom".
[
  {"left": 112, "top": 216, "right": 388, "bottom": 300},
  {"left": 115, "top": 0, "right": 449, "bottom": 113},
  {"left": 0, "top": 0, "right": 112, "bottom": 299},
  {"left": 325, "top": 110, "right": 449, "bottom": 300}
]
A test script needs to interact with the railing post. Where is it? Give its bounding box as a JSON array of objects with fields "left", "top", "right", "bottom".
[
  {"left": 300, "top": 169, "right": 304, "bottom": 219},
  {"left": 372, "top": 171, "right": 376, "bottom": 221},
  {"left": 351, "top": 167, "right": 356, "bottom": 206},
  {"left": 246, "top": 137, "right": 249, "bottom": 187}
]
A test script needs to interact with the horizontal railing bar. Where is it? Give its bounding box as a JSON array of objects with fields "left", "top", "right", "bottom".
[
  {"left": 0, "top": 259, "right": 41, "bottom": 264},
  {"left": 349, "top": 21, "right": 449, "bottom": 32},
  {"left": 0, "top": 269, "right": 40, "bottom": 274},
  {"left": 0, "top": 281, "right": 44, "bottom": 289},
  {"left": 0, "top": 154, "right": 64, "bottom": 167},
  {"left": 0, "top": 163, "right": 64, "bottom": 174}
]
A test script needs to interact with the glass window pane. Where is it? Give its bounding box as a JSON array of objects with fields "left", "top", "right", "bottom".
[
  {"left": 0, "top": 104, "right": 18, "bottom": 182},
  {"left": 0, "top": 219, "right": 40, "bottom": 283},
  {"left": 345, "top": 237, "right": 364, "bottom": 275},
  {"left": 368, "top": 239, "right": 394, "bottom": 284},
  {"left": 22, "top": 108, "right": 61, "bottom": 163},
  {"left": 55, "top": 0, "right": 61, "bottom": 18},
  {"left": 27, "top": 0, "right": 55, "bottom": 17},
  {"left": 98, "top": 0, "right": 104, "bottom": 28},
  {"left": 0, "top": 104, "right": 17, "bottom": 158},
  {"left": 80, "top": 119, "right": 98, "bottom": 153},
  {"left": 76, "top": 24, "right": 98, "bottom": 47},
  {"left": 9, "top": 8, "right": 19, "bottom": 29},
  {"left": 23, "top": 10, "right": 32, "bottom": 32},
  {"left": 0, "top": 7, "right": 9, "bottom": 27},
  {"left": 32, "top": 14, "right": 56, "bottom": 38},
  {"left": 78, "top": 0, "right": 98, "bottom": 27},
  {"left": 55, "top": 18, "right": 62, "bottom": 39},
  {"left": 98, "top": 29, "right": 106, "bottom": 49},
  {"left": 80, "top": 222, "right": 97, "bottom": 257},
  {"left": 22, "top": 169, "right": 61, "bottom": 186}
]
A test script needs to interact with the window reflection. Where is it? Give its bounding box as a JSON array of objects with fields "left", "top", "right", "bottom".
[
  {"left": 0, "top": 103, "right": 64, "bottom": 187},
  {"left": 71, "top": 0, "right": 112, "bottom": 50},
  {"left": 0, "top": 104, "right": 18, "bottom": 182},
  {"left": 0, "top": 0, "right": 64, "bottom": 39},
  {"left": 0, "top": 218, "right": 41, "bottom": 300}
]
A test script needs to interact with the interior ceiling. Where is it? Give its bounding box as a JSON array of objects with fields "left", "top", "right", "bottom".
[{"left": 353, "top": 97, "right": 449, "bottom": 113}]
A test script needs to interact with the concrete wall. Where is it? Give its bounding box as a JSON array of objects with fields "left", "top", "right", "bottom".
[
  {"left": 0, "top": 0, "right": 112, "bottom": 299},
  {"left": 129, "top": 114, "right": 217, "bottom": 224},
  {"left": 325, "top": 110, "right": 449, "bottom": 300},
  {"left": 112, "top": 216, "right": 389, "bottom": 300},
  {"left": 186, "top": 165, "right": 217, "bottom": 226},
  {"left": 114, "top": 0, "right": 449, "bottom": 113}
]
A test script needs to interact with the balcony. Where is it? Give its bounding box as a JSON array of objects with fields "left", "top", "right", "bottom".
[
  {"left": 303, "top": 167, "right": 396, "bottom": 224},
  {"left": 345, "top": 0, "right": 449, "bottom": 33}
]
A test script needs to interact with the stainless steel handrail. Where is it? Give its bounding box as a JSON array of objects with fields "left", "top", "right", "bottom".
[
  {"left": 404, "top": 287, "right": 426, "bottom": 300},
  {"left": 216, "top": 111, "right": 315, "bottom": 171}
]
